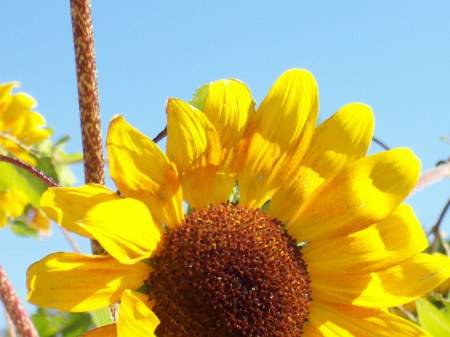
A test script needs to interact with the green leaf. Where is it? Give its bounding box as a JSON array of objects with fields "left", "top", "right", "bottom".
[
  {"left": 0, "top": 162, "right": 47, "bottom": 207},
  {"left": 10, "top": 219, "right": 39, "bottom": 238},
  {"left": 190, "top": 83, "right": 210, "bottom": 111},
  {"left": 36, "top": 156, "right": 58, "bottom": 181},
  {"left": 32, "top": 308, "right": 93, "bottom": 337},
  {"left": 416, "top": 297, "right": 450, "bottom": 336},
  {"left": 90, "top": 306, "right": 114, "bottom": 327}
]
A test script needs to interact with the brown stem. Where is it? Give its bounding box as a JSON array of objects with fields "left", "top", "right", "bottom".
[
  {"left": 152, "top": 126, "right": 167, "bottom": 143},
  {"left": 429, "top": 199, "right": 450, "bottom": 254},
  {"left": 70, "top": 0, "right": 106, "bottom": 256},
  {"left": 0, "top": 155, "right": 58, "bottom": 187},
  {"left": 372, "top": 136, "right": 390, "bottom": 150},
  {"left": 70, "top": 0, "right": 104, "bottom": 186},
  {"left": 0, "top": 266, "right": 39, "bottom": 337}
]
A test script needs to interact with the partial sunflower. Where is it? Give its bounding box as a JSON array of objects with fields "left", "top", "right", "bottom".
[
  {"left": 27, "top": 69, "right": 450, "bottom": 337},
  {"left": 0, "top": 82, "right": 51, "bottom": 164},
  {"left": 0, "top": 82, "right": 51, "bottom": 229},
  {"left": 0, "top": 187, "right": 28, "bottom": 227}
]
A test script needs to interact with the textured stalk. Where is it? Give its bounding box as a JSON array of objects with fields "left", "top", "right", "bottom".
[
  {"left": 0, "top": 265, "right": 38, "bottom": 337},
  {"left": 70, "top": 0, "right": 105, "bottom": 255}
]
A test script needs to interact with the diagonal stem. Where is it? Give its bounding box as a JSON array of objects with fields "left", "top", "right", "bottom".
[{"left": 0, "top": 265, "right": 38, "bottom": 337}]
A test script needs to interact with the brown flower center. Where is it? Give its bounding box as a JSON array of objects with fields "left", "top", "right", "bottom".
[{"left": 146, "top": 202, "right": 311, "bottom": 337}]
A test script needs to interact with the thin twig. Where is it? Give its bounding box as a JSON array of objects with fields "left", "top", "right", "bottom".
[
  {"left": 0, "top": 266, "right": 39, "bottom": 337},
  {"left": 372, "top": 136, "right": 390, "bottom": 150},
  {"left": 60, "top": 228, "right": 82, "bottom": 254},
  {"left": 152, "top": 126, "right": 167, "bottom": 143},
  {"left": 0, "top": 155, "right": 58, "bottom": 187},
  {"left": 428, "top": 199, "right": 450, "bottom": 255},
  {"left": 411, "top": 160, "right": 450, "bottom": 195},
  {"left": 396, "top": 305, "right": 418, "bottom": 323}
]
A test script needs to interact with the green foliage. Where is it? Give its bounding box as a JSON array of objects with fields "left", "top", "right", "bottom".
[
  {"left": 1, "top": 135, "right": 82, "bottom": 236},
  {"left": 90, "top": 306, "right": 114, "bottom": 328},
  {"left": 0, "top": 162, "right": 46, "bottom": 208},
  {"left": 31, "top": 308, "right": 93, "bottom": 337},
  {"left": 10, "top": 218, "right": 39, "bottom": 237},
  {"left": 35, "top": 136, "right": 82, "bottom": 187},
  {"left": 190, "top": 83, "right": 210, "bottom": 111},
  {"left": 417, "top": 297, "right": 450, "bottom": 336}
]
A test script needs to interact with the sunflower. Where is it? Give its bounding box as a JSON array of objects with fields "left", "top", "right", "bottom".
[
  {"left": 0, "top": 82, "right": 51, "bottom": 228},
  {"left": 0, "top": 82, "right": 51, "bottom": 165},
  {"left": 27, "top": 69, "right": 450, "bottom": 336}
]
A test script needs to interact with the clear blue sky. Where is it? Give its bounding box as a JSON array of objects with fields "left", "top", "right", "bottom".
[{"left": 1, "top": 1, "right": 449, "bottom": 330}]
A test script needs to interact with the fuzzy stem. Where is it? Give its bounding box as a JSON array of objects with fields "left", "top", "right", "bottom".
[
  {"left": 0, "top": 266, "right": 38, "bottom": 337},
  {"left": 70, "top": 0, "right": 106, "bottom": 255}
]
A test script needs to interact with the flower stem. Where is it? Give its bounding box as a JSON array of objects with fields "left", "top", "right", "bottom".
[
  {"left": 0, "top": 265, "right": 38, "bottom": 337},
  {"left": 152, "top": 126, "right": 167, "bottom": 143},
  {"left": 70, "top": 0, "right": 106, "bottom": 255},
  {"left": 0, "top": 155, "right": 58, "bottom": 187}
]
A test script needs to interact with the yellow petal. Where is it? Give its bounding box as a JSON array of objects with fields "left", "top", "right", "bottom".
[
  {"left": 237, "top": 69, "right": 319, "bottom": 207},
  {"left": 310, "top": 253, "right": 450, "bottom": 308},
  {"left": 0, "top": 82, "right": 18, "bottom": 110},
  {"left": 81, "top": 324, "right": 117, "bottom": 337},
  {"left": 28, "top": 207, "right": 52, "bottom": 236},
  {"left": 0, "top": 187, "right": 29, "bottom": 219},
  {"left": 303, "top": 204, "right": 428, "bottom": 273},
  {"left": 309, "top": 302, "right": 430, "bottom": 336},
  {"left": 203, "top": 79, "right": 254, "bottom": 152},
  {"left": 107, "top": 115, "right": 183, "bottom": 228},
  {"left": 202, "top": 79, "right": 255, "bottom": 200},
  {"left": 288, "top": 148, "right": 420, "bottom": 242},
  {"left": 27, "top": 252, "right": 150, "bottom": 312},
  {"left": 167, "top": 98, "right": 232, "bottom": 208},
  {"left": 117, "top": 290, "right": 160, "bottom": 337},
  {"left": 41, "top": 185, "right": 161, "bottom": 264},
  {"left": 270, "top": 103, "right": 374, "bottom": 223}
]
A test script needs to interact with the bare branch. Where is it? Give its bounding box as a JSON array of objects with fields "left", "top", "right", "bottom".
[
  {"left": 372, "top": 136, "right": 390, "bottom": 150},
  {"left": 152, "top": 126, "right": 167, "bottom": 144},
  {"left": 412, "top": 160, "right": 450, "bottom": 195}
]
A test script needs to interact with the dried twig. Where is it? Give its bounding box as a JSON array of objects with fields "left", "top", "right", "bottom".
[
  {"left": 152, "top": 126, "right": 167, "bottom": 143},
  {"left": 428, "top": 199, "right": 450, "bottom": 255},
  {"left": 412, "top": 160, "right": 450, "bottom": 195},
  {"left": 372, "top": 136, "right": 390, "bottom": 150}
]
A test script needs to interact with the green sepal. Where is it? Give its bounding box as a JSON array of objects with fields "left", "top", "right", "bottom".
[
  {"left": 90, "top": 306, "right": 115, "bottom": 328},
  {"left": 31, "top": 308, "right": 93, "bottom": 337},
  {"left": 190, "top": 83, "right": 210, "bottom": 111},
  {"left": 416, "top": 297, "right": 450, "bottom": 336}
]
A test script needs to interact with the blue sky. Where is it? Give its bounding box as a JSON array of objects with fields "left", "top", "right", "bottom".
[{"left": 1, "top": 1, "right": 449, "bottom": 330}]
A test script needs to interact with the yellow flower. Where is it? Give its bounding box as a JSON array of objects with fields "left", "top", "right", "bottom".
[
  {"left": 0, "top": 82, "right": 51, "bottom": 229},
  {"left": 27, "top": 70, "right": 450, "bottom": 336},
  {"left": 0, "top": 82, "right": 51, "bottom": 164},
  {"left": 0, "top": 187, "right": 28, "bottom": 227}
]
